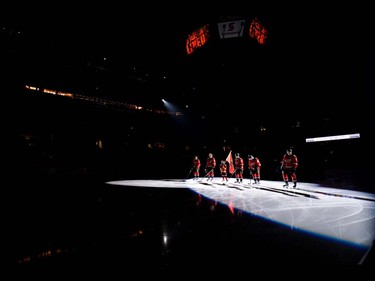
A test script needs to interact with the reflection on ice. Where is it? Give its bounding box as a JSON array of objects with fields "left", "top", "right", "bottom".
[{"left": 107, "top": 178, "right": 375, "bottom": 248}]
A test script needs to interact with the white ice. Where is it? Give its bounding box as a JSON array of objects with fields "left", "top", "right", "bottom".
[{"left": 106, "top": 178, "right": 375, "bottom": 248}]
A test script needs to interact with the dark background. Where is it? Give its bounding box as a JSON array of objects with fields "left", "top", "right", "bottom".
[
  {"left": 3, "top": 11, "right": 375, "bottom": 273},
  {"left": 4, "top": 13, "right": 374, "bottom": 184}
]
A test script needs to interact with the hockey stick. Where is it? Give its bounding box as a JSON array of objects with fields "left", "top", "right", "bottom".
[
  {"left": 198, "top": 168, "right": 214, "bottom": 182},
  {"left": 183, "top": 167, "right": 195, "bottom": 182}
]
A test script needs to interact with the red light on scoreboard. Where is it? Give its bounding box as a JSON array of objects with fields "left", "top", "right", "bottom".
[
  {"left": 249, "top": 17, "right": 267, "bottom": 45},
  {"left": 186, "top": 24, "right": 210, "bottom": 55}
]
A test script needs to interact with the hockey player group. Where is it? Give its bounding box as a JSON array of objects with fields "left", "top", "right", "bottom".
[{"left": 191, "top": 148, "right": 298, "bottom": 188}]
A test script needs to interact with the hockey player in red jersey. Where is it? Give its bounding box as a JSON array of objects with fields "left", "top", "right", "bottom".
[
  {"left": 281, "top": 148, "right": 298, "bottom": 188},
  {"left": 205, "top": 153, "right": 216, "bottom": 181},
  {"left": 234, "top": 153, "right": 244, "bottom": 183},
  {"left": 248, "top": 155, "right": 261, "bottom": 184},
  {"left": 220, "top": 160, "right": 228, "bottom": 183},
  {"left": 192, "top": 155, "right": 201, "bottom": 180}
]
